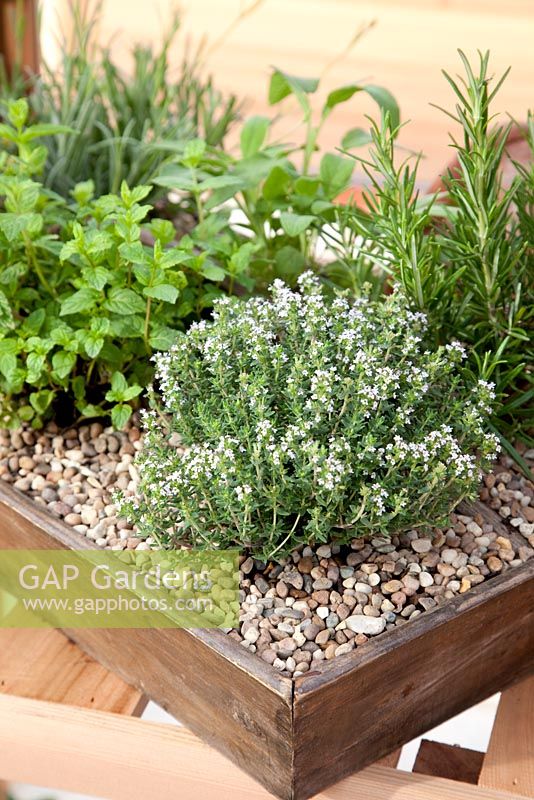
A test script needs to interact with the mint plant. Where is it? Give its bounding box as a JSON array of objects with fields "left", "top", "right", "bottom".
[
  {"left": 0, "top": 100, "right": 238, "bottom": 428},
  {"left": 121, "top": 275, "right": 499, "bottom": 559}
]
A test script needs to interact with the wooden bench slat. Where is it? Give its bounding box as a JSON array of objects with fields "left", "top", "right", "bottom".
[
  {"left": 0, "top": 692, "right": 529, "bottom": 800},
  {"left": 479, "top": 675, "right": 534, "bottom": 798},
  {"left": 0, "top": 629, "right": 146, "bottom": 716}
]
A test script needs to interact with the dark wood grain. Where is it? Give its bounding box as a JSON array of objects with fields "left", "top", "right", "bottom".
[
  {"left": 0, "top": 482, "right": 294, "bottom": 799},
  {"left": 1, "top": 480, "right": 533, "bottom": 800},
  {"left": 292, "top": 530, "right": 534, "bottom": 798},
  {"left": 413, "top": 741, "right": 484, "bottom": 784}
]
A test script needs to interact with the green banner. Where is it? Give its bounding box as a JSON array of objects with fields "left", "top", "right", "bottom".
[{"left": 0, "top": 549, "right": 239, "bottom": 629}]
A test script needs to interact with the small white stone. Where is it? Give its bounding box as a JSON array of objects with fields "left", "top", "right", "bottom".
[
  {"left": 411, "top": 538, "right": 432, "bottom": 553},
  {"left": 419, "top": 571, "right": 434, "bottom": 588},
  {"left": 335, "top": 642, "right": 354, "bottom": 657},
  {"left": 466, "top": 521, "right": 483, "bottom": 536},
  {"left": 345, "top": 615, "right": 386, "bottom": 636},
  {"left": 441, "top": 548, "right": 457, "bottom": 564},
  {"left": 316, "top": 606, "right": 329, "bottom": 620},
  {"left": 244, "top": 627, "right": 260, "bottom": 644}
]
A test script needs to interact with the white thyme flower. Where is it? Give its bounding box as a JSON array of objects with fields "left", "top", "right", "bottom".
[{"left": 124, "top": 277, "right": 497, "bottom": 559}]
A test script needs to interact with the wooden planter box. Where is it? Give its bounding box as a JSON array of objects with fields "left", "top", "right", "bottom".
[{"left": 1, "top": 479, "right": 533, "bottom": 800}]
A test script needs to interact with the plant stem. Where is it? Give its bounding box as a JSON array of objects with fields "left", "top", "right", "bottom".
[
  {"left": 23, "top": 235, "right": 56, "bottom": 297},
  {"left": 144, "top": 297, "right": 152, "bottom": 349}
]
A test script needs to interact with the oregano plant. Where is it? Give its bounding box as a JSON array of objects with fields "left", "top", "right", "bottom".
[{"left": 152, "top": 68, "right": 399, "bottom": 288}]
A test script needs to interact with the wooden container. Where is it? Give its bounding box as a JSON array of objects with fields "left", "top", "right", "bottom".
[
  {"left": 0, "top": 480, "right": 533, "bottom": 800},
  {"left": 0, "top": 0, "right": 39, "bottom": 78}
]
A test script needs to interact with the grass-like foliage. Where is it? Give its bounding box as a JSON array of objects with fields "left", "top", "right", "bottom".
[
  {"left": 120, "top": 275, "right": 499, "bottom": 558},
  {"left": 344, "top": 51, "right": 533, "bottom": 459},
  {"left": 0, "top": 1, "right": 238, "bottom": 198}
]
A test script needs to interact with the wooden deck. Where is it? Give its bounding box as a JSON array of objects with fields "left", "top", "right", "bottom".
[{"left": 0, "top": 626, "right": 533, "bottom": 799}]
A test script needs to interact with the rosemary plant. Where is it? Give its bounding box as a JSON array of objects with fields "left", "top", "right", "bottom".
[{"left": 345, "top": 51, "right": 533, "bottom": 462}]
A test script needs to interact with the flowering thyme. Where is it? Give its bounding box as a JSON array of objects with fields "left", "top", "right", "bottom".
[{"left": 120, "top": 274, "right": 499, "bottom": 559}]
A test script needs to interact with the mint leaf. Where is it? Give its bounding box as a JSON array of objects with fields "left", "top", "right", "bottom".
[
  {"left": 143, "top": 284, "right": 179, "bottom": 303},
  {"left": 60, "top": 288, "right": 100, "bottom": 316},
  {"left": 280, "top": 213, "right": 315, "bottom": 238}
]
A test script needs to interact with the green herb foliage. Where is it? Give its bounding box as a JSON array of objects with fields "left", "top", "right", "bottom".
[
  {"left": 0, "top": 60, "right": 398, "bottom": 429},
  {"left": 344, "top": 51, "right": 533, "bottom": 454},
  {"left": 120, "top": 275, "right": 499, "bottom": 558},
  {"left": 152, "top": 67, "right": 399, "bottom": 289},
  {"left": 0, "top": 100, "right": 234, "bottom": 428},
  {"left": 1, "top": 1, "right": 239, "bottom": 198}
]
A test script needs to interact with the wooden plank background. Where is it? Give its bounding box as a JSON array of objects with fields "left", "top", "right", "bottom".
[{"left": 41, "top": 0, "right": 534, "bottom": 183}]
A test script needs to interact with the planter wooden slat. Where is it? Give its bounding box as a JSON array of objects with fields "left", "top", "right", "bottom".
[
  {"left": 292, "top": 561, "right": 534, "bottom": 798},
  {"left": 0, "top": 479, "right": 532, "bottom": 800}
]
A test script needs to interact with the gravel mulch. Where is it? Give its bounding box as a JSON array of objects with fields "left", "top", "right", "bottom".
[
  {"left": 0, "top": 422, "right": 533, "bottom": 676},
  {"left": 0, "top": 420, "right": 147, "bottom": 550}
]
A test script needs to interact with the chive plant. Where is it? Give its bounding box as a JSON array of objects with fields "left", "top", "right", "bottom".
[{"left": 0, "top": 1, "right": 239, "bottom": 198}]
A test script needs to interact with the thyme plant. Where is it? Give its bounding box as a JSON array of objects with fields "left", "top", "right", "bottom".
[{"left": 121, "top": 275, "right": 499, "bottom": 559}]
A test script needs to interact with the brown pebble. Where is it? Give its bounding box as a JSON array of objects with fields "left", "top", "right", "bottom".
[
  {"left": 303, "top": 623, "right": 321, "bottom": 641},
  {"left": 487, "top": 555, "right": 503, "bottom": 573},
  {"left": 495, "top": 536, "right": 512, "bottom": 550},
  {"left": 297, "top": 557, "right": 314, "bottom": 574},
  {"left": 382, "top": 580, "right": 403, "bottom": 594},
  {"left": 391, "top": 591, "right": 407, "bottom": 607},
  {"left": 324, "top": 643, "right": 337, "bottom": 660},
  {"left": 315, "top": 629, "right": 331, "bottom": 646}
]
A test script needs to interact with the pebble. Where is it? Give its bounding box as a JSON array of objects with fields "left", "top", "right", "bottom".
[
  {"left": 419, "top": 571, "right": 434, "bottom": 588},
  {"left": 487, "top": 556, "right": 503, "bottom": 573},
  {"left": 466, "top": 521, "right": 483, "bottom": 536},
  {"left": 2, "top": 424, "right": 533, "bottom": 677},
  {"left": 411, "top": 538, "right": 432, "bottom": 553},
  {"left": 382, "top": 580, "right": 403, "bottom": 594},
  {"left": 441, "top": 548, "right": 458, "bottom": 564},
  {"left": 345, "top": 616, "right": 386, "bottom": 636}
]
